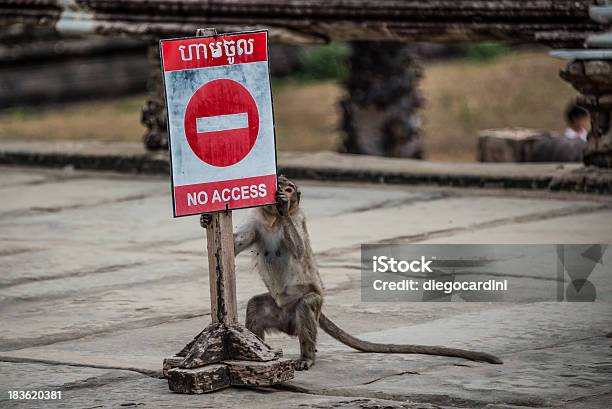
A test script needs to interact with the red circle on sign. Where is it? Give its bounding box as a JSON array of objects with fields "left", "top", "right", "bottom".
[{"left": 184, "top": 79, "right": 259, "bottom": 167}]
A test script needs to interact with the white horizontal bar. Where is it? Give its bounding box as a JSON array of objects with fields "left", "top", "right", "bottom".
[
  {"left": 196, "top": 113, "right": 248, "bottom": 133},
  {"left": 550, "top": 49, "right": 612, "bottom": 60}
]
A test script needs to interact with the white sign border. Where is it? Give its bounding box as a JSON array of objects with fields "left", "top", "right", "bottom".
[{"left": 160, "top": 29, "right": 279, "bottom": 218}]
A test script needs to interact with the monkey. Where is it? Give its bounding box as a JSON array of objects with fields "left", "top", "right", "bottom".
[{"left": 201, "top": 176, "right": 502, "bottom": 370}]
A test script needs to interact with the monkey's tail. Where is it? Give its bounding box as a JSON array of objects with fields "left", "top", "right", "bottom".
[{"left": 318, "top": 312, "right": 503, "bottom": 364}]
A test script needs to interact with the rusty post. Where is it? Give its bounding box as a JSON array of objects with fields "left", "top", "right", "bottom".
[
  {"left": 205, "top": 210, "right": 238, "bottom": 324},
  {"left": 194, "top": 27, "right": 238, "bottom": 325}
]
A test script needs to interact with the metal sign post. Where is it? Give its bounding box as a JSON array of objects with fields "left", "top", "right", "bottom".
[{"left": 161, "top": 28, "right": 293, "bottom": 394}]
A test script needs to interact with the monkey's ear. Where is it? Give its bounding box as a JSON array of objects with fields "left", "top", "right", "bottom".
[{"left": 297, "top": 190, "right": 301, "bottom": 204}]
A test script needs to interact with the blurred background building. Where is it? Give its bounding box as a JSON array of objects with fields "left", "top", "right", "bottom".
[{"left": 0, "top": 0, "right": 610, "bottom": 165}]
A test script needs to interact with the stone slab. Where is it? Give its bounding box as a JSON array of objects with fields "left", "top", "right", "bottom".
[
  {"left": 0, "top": 176, "right": 164, "bottom": 216},
  {"left": 1, "top": 166, "right": 612, "bottom": 408},
  {"left": 0, "top": 361, "right": 145, "bottom": 408},
  {"left": 2, "top": 140, "right": 611, "bottom": 193},
  {"left": 308, "top": 196, "right": 601, "bottom": 254},
  {"left": 422, "top": 209, "right": 612, "bottom": 244},
  {"left": 0, "top": 360, "right": 473, "bottom": 408}
]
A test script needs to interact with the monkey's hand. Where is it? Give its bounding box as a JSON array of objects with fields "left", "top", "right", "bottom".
[
  {"left": 276, "top": 190, "right": 290, "bottom": 216},
  {"left": 200, "top": 214, "right": 213, "bottom": 229}
]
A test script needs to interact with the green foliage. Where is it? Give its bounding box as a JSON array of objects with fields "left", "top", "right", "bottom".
[
  {"left": 294, "top": 43, "right": 350, "bottom": 81},
  {"left": 464, "top": 42, "right": 511, "bottom": 61},
  {"left": 1, "top": 106, "right": 38, "bottom": 119}
]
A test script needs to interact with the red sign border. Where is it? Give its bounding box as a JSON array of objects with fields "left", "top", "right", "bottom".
[
  {"left": 161, "top": 32, "right": 267, "bottom": 72},
  {"left": 160, "top": 29, "right": 279, "bottom": 218}
]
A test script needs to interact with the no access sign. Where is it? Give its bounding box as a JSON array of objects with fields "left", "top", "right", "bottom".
[{"left": 161, "top": 31, "right": 277, "bottom": 217}]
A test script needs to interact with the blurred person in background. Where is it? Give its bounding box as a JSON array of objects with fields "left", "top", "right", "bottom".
[
  {"left": 526, "top": 102, "right": 588, "bottom": 162},
  {"left": 564, "top": 103, "right": 590, "bottom": 142}
]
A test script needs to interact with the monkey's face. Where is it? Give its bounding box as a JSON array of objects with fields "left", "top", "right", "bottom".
[{"left": 274, "top": 176, "right": 300, "bottom": 215}]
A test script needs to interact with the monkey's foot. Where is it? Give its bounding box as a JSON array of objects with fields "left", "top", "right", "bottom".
[{"left": 293, "top": 358, "right": 314, "bottom": 371}]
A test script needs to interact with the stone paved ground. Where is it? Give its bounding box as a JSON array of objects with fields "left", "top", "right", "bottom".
[{"left": 0, "top": 165, "right": 611, "bottom": 408}]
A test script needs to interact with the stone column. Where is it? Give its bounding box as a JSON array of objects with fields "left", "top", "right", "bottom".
[
  {"left": 340, "top": 42, "right": 424, "bottom": 159},
  {"left": 560, "top": 59, "right": 612, "bottom": 168},
  {"left": 141, "top": 43, "right": 168, "bottom": 151}
]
